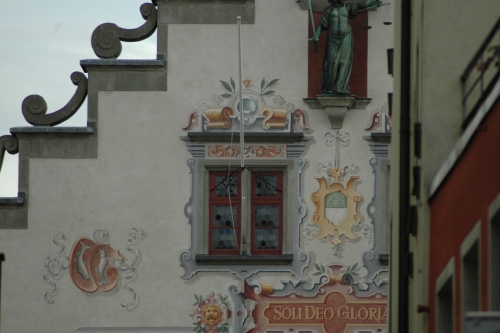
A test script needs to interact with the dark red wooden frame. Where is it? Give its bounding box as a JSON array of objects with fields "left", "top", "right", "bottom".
[
  {"left": 209, "top": 171, "right": 241, "bottom": 255},
  {"left": 250, "top": 171, "right": 283, "bottom": 255},
  {"left": 208, "top": 170, "right": 284, "bottom": 256}
]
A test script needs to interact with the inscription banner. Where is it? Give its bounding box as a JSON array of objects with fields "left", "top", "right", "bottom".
[
  {"left": 264, "top": 291, "right": 386, "bottom": 333},
  {"left": 242, "top": 270, "right": 387, "bottom": 333}
]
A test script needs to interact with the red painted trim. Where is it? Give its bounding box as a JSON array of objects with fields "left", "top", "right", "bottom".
[
  {"left": 209, "top": 171, "right": 241, "bottom": 255},
  {"left": 250, "top": 171, "right": 283, "bottom": 255}
]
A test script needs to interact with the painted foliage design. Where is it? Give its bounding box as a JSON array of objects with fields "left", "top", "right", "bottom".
[
  {"left": 190, "top": 292, "right": 232, "bottom": 333},
  {"left": 182, "top": 78, "right": 309, "bottom": 132}
]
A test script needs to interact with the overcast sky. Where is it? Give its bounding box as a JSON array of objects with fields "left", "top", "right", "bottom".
[{"left": 0, "top": 0, "right": 156, "bottom": 196}]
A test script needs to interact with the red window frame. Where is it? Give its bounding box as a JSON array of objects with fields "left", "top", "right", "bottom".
[
  {"left": 250, "top": 171, "right": 283, "bottom": 255},
  {"left": 209, "top": 171, "right": 241, "bottom": 255},
  {"left": 208, "top": 170, "right": 283, "bottom": 255}
]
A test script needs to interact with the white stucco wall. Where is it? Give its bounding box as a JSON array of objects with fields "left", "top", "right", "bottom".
[{"left": 0, "top": 1, "right": 393, "bottom": 332}]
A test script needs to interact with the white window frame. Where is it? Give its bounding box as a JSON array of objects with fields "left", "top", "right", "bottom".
[{"left": 460, "top": 221, "right": 481, "bottom": 333}]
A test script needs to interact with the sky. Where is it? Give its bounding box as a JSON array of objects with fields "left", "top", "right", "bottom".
[{"left": 0, "top": 0, "right": 157, "bottom": 196}]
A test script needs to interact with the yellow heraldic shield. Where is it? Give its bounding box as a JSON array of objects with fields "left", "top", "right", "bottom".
[{"left": 311, "top": 168, "right": 362, "bottom": 245}]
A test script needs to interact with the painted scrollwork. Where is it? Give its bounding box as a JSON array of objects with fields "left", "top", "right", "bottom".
[
  {"left": 259, "top": 107, "right": 287, "bottom": 129},
  {"left": 207, "top": 145, "right": 285, "bottom": 158},
  {"left": 0, "top": 135, "right": 19, "bottom": 173},
  {"left": 42, "top": 228, "right": 146, "bottom": 309},
  {"left": 113, "top": 228, "right": 147, "bottom": 310},
  {"left": 43, "top": 233, "right": 70, "bottom": 304},
  {"left": 205, "top": 107, "right": 235, "bottom": 129},
  {"left": 91, "top": 3, "right": 157, "bottom": 59},
  {"left": 21, "top": 72, "right": 88, "bottom": 126}
]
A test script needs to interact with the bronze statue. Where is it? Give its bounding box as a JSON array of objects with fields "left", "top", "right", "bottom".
[{"left": 310, "top": 0, "right": 379, "bottom": 95}]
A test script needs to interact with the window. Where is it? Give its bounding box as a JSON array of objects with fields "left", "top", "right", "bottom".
[
  {"left": 461, "top": 221, "right": 480, "bottom": 324},
  {"left": 180, "top": 135, "right": 310, "bottom": 280},
  {"left": 436, "top": 258, "right": 454, "bottom": 333},
  {"left": 437, "top": 277, "right": 453, "bottom": 333},
  {"left": 209, "top": 170, "right": 283, "bottom": 255},
  {"left": 489, "top": 191, "right": 500, "bottom": 310}
]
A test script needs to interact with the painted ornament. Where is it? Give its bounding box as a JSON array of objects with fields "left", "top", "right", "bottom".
[
  {"left": 69, "top": 236, "right": 122, "bottom": 293},
  {"left": 311, "top": 168, "right": 362, "bottom": 245},
  {"left": 190, "top": 292, "right": 231, "bottom": 333}
]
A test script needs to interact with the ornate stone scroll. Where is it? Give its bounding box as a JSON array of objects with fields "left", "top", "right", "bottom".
[
  {"left": 91, "top": 3, "right": 157, "bottom": 59},
  {"left": 21, "top": 72, "right": 88, "bottom": 126},
  {"left": 0, "top": 135, "right": 19, "bottom": 173}
]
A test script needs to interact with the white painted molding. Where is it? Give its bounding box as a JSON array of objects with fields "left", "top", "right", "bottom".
[
  {"left": 460, "top": 221, "right": 481, "bottom": 258},
  {"left": 429, "top": 79, "right": 500, "bottom": 198},
  {"left": 437, "top": 257, "right": 455, "bottom": 293}
]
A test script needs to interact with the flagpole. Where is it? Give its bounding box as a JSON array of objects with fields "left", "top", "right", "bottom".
[{"left": 237, "top": 16, "right": 246, "bottom": 254}]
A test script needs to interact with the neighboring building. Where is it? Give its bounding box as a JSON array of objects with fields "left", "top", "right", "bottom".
[
  {"left": 0, "top": 1, "right": 393, "bottom": 332},
  {"left": 390, "top": 0, "right": 500, "bottom": 332}
]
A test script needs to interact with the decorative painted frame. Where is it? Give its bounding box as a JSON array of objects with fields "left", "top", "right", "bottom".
[
  {"left": 180, "top": 138, "right": 310, "bottom": 280},
  {"left": 311, "top": 168, "right": 362, "bottom": 245}
]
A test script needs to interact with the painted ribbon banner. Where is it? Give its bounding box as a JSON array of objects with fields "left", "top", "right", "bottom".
[{"left": 263, "top": 291, "right": 386, "bottom": 333}]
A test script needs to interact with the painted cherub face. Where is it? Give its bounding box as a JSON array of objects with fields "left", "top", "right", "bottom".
[{"left": 202, "top": 305, "right": 222, "bottom": 326}]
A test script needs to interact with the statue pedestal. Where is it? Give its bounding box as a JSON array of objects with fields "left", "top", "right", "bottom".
[{"left": 303, "top": 96, "right": 371, "bottom": 129}]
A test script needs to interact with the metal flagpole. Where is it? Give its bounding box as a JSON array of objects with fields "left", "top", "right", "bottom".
[
  {"left": 237, "top": 16, "right": 246, "bottom": 254},
  {"left": 308, "top": 0, "right": 318, "bottom": 52}
]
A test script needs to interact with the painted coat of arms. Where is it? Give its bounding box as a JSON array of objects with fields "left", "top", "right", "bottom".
[
  {"left": 43, "top": 229, "right": 146, "bottom": 309},
  {"left": 69, "top": 236, "right": 122, "bottom": 293},
  {"left": 311, "top": 168, "right": 362, "bottom": 245}
]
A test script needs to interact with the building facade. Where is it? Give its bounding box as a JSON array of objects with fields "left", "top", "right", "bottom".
[
  {"left": 390, "top": 0, "right": 500, "bottom": 332},
  {"left": 0, "top": 1, "right": 393, "bottom": 332}
]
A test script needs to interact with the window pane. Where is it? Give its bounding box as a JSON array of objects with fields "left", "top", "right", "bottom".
[
  {"left": 255, "top": 205, "right": 280, "bottom": 227},
  {"left": 212, "top": 206, "right": 237, "bottom": 227},
  {"left": 214, "top": 175, "right": 238, "bottom": 197},
  {"left": 212, "top": 229, "right": 238, "bottom": 250},
  {"left": 254, "top": 175, "right": 278, "bottom": 197},
  {"left": 254, "top": 229, "right": 280, "bottom": 250}
]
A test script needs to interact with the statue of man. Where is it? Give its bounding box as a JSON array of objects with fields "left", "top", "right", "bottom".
[{"left": 311, "top": 0, "right": 379, "bottom": 95}]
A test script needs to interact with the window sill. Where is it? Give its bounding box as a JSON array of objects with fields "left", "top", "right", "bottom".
[{"left": 195, "top": 254, "right": 293, "bottom": 265}]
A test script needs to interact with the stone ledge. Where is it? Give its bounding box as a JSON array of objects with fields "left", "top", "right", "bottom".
[
  {"left": 370, "top": 132, "right": 391, "bottom": 143},
  {"left": 81, "top": 60, "right": 168, "bottom": 92},
  {"left": 0, "top": 197, "right": 25, "bottom": 207},
  {"left": 298, "top": 0, "right": 368, "bottom": 12},
  {"left": 304, "top": 96, "right": 371, "bottom": 129},
  {"left": 11, "top": 126, "right": 95, "bottom": 134},
  {"left": 183, "top": 132, "right": 306, "bottom": 143},
  {"left": 157, "top": 0, "right": 255, "bottom": 24},
  {"left": 379, "top": 254, "right": 389, "bottom": 265},
  {"left": 10, "top": 126, "right": 95, "bottom": 139},
  {"left": 72, "top": 328, "right": 193, "bottom": 333},
  {"left": 80, "top": 59, "right": 165, "bottom": 72},
  {"left": 195, "top": 254, "right": 293, "bottom": 265}
]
